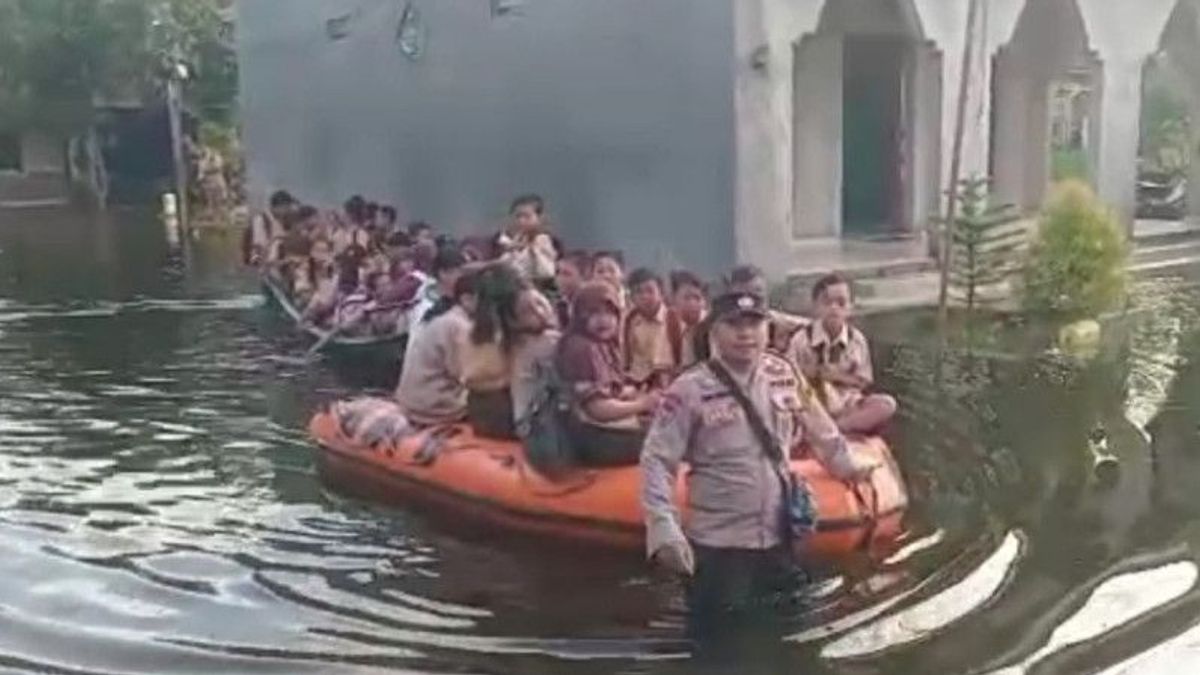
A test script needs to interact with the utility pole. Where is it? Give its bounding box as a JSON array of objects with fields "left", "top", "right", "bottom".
[
  {"left": 154, "top": 1, "right": 189, "bottom": 238},
  {"left": 938, "top": 0, "right": 983, "bottom": 329},
  {"left": 166, "top": 59, "right": 189, "bottom": 237}
]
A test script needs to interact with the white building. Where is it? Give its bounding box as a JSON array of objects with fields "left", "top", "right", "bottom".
[{"left": 237, "top": 0, "right": 1200, "bottom": 277}]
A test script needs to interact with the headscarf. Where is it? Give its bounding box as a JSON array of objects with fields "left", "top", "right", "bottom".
[
  {"left": 556, "top": 282, "right": 624, "bottom": 392},
  {"left": 567, "top": 282, "right": 621, "bottom": 337}
]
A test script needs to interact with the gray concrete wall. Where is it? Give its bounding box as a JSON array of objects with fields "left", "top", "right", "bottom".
[
  {"left": 237, "top": 0, "right": 736, "bottom": 274},
  {"left": 732, "top": 0, "right": 825, "bottom": 277},
  {"left": 736, "top": 0, "right": 945, "bottom": 278}
]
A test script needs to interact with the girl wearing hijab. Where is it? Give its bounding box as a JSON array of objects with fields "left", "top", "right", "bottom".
[{"left": 555, "top": 281, "right": 659, "bottom": 466}]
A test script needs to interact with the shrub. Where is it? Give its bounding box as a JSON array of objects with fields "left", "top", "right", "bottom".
[{"left": 1022, "top": 180, "right": 1128, "bottom": 318}]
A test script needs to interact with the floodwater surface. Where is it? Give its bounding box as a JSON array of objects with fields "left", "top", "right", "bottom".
[{"left": 2, "top": 209, "right": 1200, "bottom": 674}]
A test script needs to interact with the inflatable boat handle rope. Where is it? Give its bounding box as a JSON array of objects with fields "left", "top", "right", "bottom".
[{"left": 845, "top": 477, "right": 880, "bottom": 552}]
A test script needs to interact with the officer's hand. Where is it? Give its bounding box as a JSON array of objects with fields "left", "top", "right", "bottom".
[
  {"left": 831, "top": 450, "right": 882, "bottom": 482},
  {"left": 846, "top": 455, "right": 882, "bottom": 481},
  {"left": 652, "top": 540, "right": 695, "bottom": 577}
]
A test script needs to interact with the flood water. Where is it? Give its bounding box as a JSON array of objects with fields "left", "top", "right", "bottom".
[{"left": 2, "top": 209, "right": 1200, "bottom": 674}]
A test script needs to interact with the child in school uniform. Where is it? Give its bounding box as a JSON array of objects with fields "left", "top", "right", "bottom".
[
  {"left": 623, "top": 268, "right": 684, "bottom": 387},
  {"left": 787, "top": 273, "right": 897, "bottom": 434}
]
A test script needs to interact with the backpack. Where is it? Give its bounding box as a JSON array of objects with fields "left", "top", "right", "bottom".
[{"left": 519, "top": 358, "right": 576, "bottom": 474}]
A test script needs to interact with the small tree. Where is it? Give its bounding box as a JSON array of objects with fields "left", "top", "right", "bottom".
[
  {"left": 948, "top": 176, "right": 1025, "bottom": 315},
  {"left": 1022, "top": 180, "right": 1128, "bottom": 318}
]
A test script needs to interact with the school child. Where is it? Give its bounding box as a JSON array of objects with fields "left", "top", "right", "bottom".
[
  {"left": 787, "top": 273, "right": 897, "bottom": 434},
  {"left": 553, "top": 250, "right": 591, "bottom": 329},
  {"left": 245, "top": 190, "right": 295, "bottom": 266},
  {"left": 394, "top": 270, "right": 480, "bottom": 427},
  {"left": 669, "top": 270, "right": 709, "bottom": 367},
  {"left": 623, "top": 268, "right": 684, "bottom": 386},
  {"left": 499, "top": 193, "right": 559, "bottom": 290},
  {"left": 590, "top": 250, "right": 628, "bottom": 312},
  {"left": 556, "top": 282, "right": 659, "bottom": 467},
  {"left": 408, "top": 221, "right": 436, "bottom": 247}
]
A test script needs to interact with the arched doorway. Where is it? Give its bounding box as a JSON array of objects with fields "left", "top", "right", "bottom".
[
  {"left": 991, "top": 0, "right": 1103, "bottom": 213},
  {"left": 792, "top": 0, "right": 941, "bottom": 239}
]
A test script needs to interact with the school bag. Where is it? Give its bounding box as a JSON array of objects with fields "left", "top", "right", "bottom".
[{"left": 518, "top": 358, "right": 576, "bottom": 475}]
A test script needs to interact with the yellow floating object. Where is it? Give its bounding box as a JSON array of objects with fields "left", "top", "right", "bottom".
[{"left": 1059, "top": 319, "right": 1101, "bottom": 359}]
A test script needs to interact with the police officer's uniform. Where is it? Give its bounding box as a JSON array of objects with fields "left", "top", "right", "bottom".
[{"left": 640, "top": 291, "right": 862, "bottom": 646}]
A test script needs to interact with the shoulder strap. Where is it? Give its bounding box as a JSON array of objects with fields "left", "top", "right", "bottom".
[
  {"left": 706, "top": 359, "right": 785, "bottom": 465},
  {"left": 806, "top": 322, "right": 828, "bottom": 365}
]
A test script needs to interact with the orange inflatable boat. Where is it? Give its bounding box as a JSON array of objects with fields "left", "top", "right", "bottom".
[{"left": 311, "top": 410, "right": 908, "bottom": 559}]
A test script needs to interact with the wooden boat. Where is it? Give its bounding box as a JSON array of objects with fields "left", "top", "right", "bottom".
[
  {"left": 310, "top": 409, "right": 908, "bottom": 559},
  {"left": 261, "top": 276, "right": 407, "bottom": 358}
]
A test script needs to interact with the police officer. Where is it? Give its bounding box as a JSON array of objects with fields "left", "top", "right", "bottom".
[{"left": 640, "top": 290, "right": 876, "bottom": 647}]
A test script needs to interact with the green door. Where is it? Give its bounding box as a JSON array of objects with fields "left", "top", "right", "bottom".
[{"left": 843, "top": 38, "right": 904, "bottom": 236}]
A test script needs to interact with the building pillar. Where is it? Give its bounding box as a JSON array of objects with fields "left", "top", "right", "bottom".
[
  {"left": 1094, "top": 57, "right": 1145, "bottom": 226},
  {"left": 1190, "top": 94, "right": 1200, "bottom": 221},
  {"left": 991, "top": 52, "right": 1036, "bottom": 210},
  {"left": 1078, "top": 0, "right": 1180, "bottom": 223},
  {"left": 792, "top": 32, "right": 843, "bottom": 239},
  {"left": 908, "top": 40, "right": 944, "bottom": 230}
]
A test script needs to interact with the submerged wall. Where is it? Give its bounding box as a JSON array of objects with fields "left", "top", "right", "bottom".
[{"left": 237, "top": 0, "right": 737, "bottom": 273}]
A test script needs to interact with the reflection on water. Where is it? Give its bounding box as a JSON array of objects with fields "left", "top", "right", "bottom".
[
  {"left": 988, "top": 558, "right": 1197, "bottom": 674},
  {"left": 4, "top": 208, "right": 1200, "bottom": 673},
  {"left": 819, "top": 530, "right": 1025, "bottom": 660}
]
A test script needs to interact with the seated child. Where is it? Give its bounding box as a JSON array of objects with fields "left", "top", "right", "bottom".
[
  {"left": 294, "top": 205, "right": 320, "bottom": 238},
  {"left": 245, "top": 190, "right": 294, "bottom": 266},
  {"left": 623, "top": 268, "right": 684, "bottom": 387},
  {"left": 384, "top": 230, "right": 413, "bottom": 258},
  {"left": 787, "top": 273, "right": 897, "bottom": 434},
  {"left": 499, "top": 193, "right": 558, "bottom": 290},
  {"left": 319, "top": 246, "right": 371, "bottom": 336},
  {"left": 332, "top": 196, "right": 372, "bottom": 256},
  {"left": 303, "top": 264, "right": 339, "bottom": 328},
  {"left": 330, "top": 262, "right": 374, "bottom": 338},
  {"left": 461, "top": 263, "right": 525, "bottom": 440},
  {"left": 363, "top": 246, "right": 391, "bottom": 278},
  {"left": 273, "top": 232, "right": 311, "bottom": 289},
  {"left": 364, "top": 272, "right": 405, "bottom": 336},
  {"left": 589, "top": 250, "right": 628, "bottom": 312},
  {"left": 460, "top": 264, "right": 562, "bottom": 441},
  {"left": 668, "top": 270, "right": 708, "bottom": 367},
  {"left": 553, "top": 250, "right": 590, "bottom": 328},
  {"left": 394, "top": 269, "right": 480, "bottom": 427},
  {"left": 556, "top": 282, "right": 659, "bottom": 467},
  {"left": 266, "top": 209, "right": 305, "bottom": 266},
  {"left": 507, "top": 286, "right": 561, "bottom": 435},
  {"left": 311, "top": 235, "right": 334, "bottom": 263},
  {"left": 290, "top": 257, "right": 317, "bottom": 309},
  {"left": 404, "top": 245, "right": 466, "bottom": 363},
  {"left": 379, "top": 205, "right": 399, "bottom": 234},
  {"left": 408, "top": 221, "right": 435, "bottom": 247}
]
